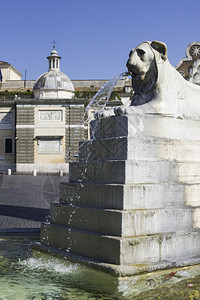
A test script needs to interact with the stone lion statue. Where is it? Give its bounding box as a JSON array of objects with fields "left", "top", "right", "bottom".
[{"left": 100, "top": 41, "right": 200, "bottom": 121}]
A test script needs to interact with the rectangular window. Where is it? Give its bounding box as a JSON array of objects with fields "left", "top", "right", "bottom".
[{"left": 5, "top": 138, "right": 13, "bottom": 154}]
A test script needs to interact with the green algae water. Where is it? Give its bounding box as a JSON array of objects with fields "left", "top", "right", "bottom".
[{"left": 1, "top": 238, "right": 200, "bottom": 299}]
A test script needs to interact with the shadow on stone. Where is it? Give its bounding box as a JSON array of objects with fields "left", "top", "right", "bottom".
[{"left": 0, "top": 204, "right": 50, "bottom": 222}]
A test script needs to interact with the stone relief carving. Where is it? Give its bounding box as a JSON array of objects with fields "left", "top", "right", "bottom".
[
  {"left": 190, "top": 45, "right": 200, "bottom": 57},
  {"left": 188, "top": 59, "right": 200, "bottom": 84},
  {"left": 176, "top": 42, "right": 200, "bottom": 84},
  {"left": 0, "top": 112, "right": 13, "bottom": 124},
  {"left": 39, "top": 110, "right": 62, "bottom": 121}
]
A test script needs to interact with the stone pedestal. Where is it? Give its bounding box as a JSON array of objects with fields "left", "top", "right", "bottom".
[{"left": 36, "top": 115, "right": 200, "bottom": 276}]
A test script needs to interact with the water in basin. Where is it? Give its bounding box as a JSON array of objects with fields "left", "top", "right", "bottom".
[{"left": 1, "top": 237, "right": 200, "bottom": 299}]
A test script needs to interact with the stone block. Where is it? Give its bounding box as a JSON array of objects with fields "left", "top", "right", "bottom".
[
  {"left": 41, "top": 223, "right": 200, "bottom": 266},
  {"left": 192, "top": 208, "right": 200, "bottom": 228},
  {"left": 69, "top": 159, "right": 200, "bottom": 184},
  {"left": 40, "top": 223, "right": 160, "bottom": 265},
  {"left": 160, "top": 231, "right": 200, "bottom": 261},
  {"left": 50, "top": 203, "right": 122, "bottom": 236},
  {"left": 69, "top": 160, "right": 175, "bottom": 184},
  {"left": 50, "top": 203, "right": 193, "bottom": 236},
  {"left": 60, "top": 182, "right": 187, "bottom": 209},
  {"left": 121, "top": 231, "right": 200, "bottom": 265},
  {"left": 79, "top": 137, "right": 128, "bottom": 162},
  {"left": 185, "top": 184, "right": 200, "bottom": 206},
  {"left": 40, "top": 223, "right": 122, "bottom": 265},
  {"left": 176, "top": 162, "right": 200, "bottom": 183},
  {"left": 79, "top": 136, "right": 200, "bottom": 162},
  {"left": 91, "top": 115, "right": 200, "bottom": 141}
]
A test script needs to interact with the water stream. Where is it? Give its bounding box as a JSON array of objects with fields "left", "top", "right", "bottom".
[
  {"left": 66, "top": 71, "right": 130, "bottom": 162},
  {"left": 85, "top": 72, "right": 129, "bottom": 115}
]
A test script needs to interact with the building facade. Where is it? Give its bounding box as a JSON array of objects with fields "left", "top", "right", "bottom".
[
  {"left": 0, "top": 47, "right": 131, "bottom": 174},
  {"left": 0, "top": 48, "right": 85, "bottom": 174},
  {"left": 15, "top": 98, "right": 84, "bottom": 173},
  {"left": 0, "top": 102, "right": 15, "bottom": 171},
  {"left": 0, "top": 61, "right": 22, "bottom": 83}
]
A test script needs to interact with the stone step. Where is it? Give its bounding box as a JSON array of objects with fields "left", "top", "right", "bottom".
[
  {"left": 50, "top": 203, "right": 198, "bottom": 237},
  {"left": 60, "top": 182, "right": 200, "bottom": 209},
  {"left": 69, "top": 160, "right": 176, "bottom": 184},
  {"left": 79, "top": 136, "right": 200, "bottom": 163},
  {"left": 177, "top": 162, "right": 200, "bottom": 183},
  {"left": 41, "top": 223, "right": 200, "bottom": 265},
  {"left": 69, "top": 160, "right": 200, "bottom": 184},
  {"left": 91, "top": 115, "right": 200, "bottom": 141}
]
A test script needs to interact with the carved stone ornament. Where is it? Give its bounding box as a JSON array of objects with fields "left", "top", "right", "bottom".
[
  {"left": 114, "top": 40, "right": 200, "bottom": 121},
  {"left": 39, "top": 110, "right": 62, "bottom": 121},
  {"left": 176, "top": 42, "right": 200, "bottom": 84}
]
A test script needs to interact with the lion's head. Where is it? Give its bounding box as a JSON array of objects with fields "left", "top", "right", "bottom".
[{"left": 126, "top": 41, "right": 167, "bottom": 98}]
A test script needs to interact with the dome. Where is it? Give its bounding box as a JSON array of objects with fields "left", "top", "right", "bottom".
[
  {"left": 33, "top": 47, "right": 75, "bottom": 99},
  {"left": 34, "top": 70, "right": 74, "bottom": 92}
]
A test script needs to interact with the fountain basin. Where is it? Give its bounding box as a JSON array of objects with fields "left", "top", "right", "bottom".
[{"left": 3, "top": 237, "right": 200, "bottom": 299}]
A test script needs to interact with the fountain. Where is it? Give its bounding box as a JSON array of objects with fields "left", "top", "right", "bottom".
[{"left": 33, "top": 40, "right": 200, "bottom": 278}]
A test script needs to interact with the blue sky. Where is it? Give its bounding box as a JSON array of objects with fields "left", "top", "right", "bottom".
[{"left": 1, "top": 0, "right": 200, "bottom": 80}]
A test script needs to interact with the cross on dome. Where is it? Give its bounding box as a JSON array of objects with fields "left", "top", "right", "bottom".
[{"left": 51, "top": 40, "right": 57, "bottom": 50}]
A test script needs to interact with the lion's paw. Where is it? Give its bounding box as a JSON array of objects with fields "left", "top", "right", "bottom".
[
  {"left": 95, "top": 109, "right": 114, "bottom": 119},
  {"left": 114, "top": 106, "right": 124, "bottom": 115},
  {"left": 114, "top": 106, "right": 132, "bottom": 115}
]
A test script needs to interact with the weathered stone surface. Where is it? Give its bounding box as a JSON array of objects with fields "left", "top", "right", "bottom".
[
  {"left": 60, "top": 182, "right": 188, "bottom": 209},
  {"left": 16, "top": 128, "right": 35, "bottom": 163},
  {"left": 40, "top": 223, "right": 121, "bottom": 265},
  {"left": 41, "top": 223, "right": 200, "bottom": 266},
  {"left": 79, "top": 136, "right": 200, "bottom": 162},
  {"left": 70, "top": 159, "right": 200, "bottom": 184},
  {"left": 69, "top": 160, "right": 175, "bottom": 184},
  {"left": 91, "top": 115, "right": 200, "bottom": 141},
  {"left": 176, "top": 162, "right": 200, "bottom": 183},
  {"left": 16, "top": 107, "right": 35, "bottom": 125},
  {"left": 51, "top": 203, "right": 195, "bottom": 236},
  {"left": 60, "top": 182, "right": 200, "bottom": 210}
]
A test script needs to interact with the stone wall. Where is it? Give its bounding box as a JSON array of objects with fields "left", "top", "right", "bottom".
[
  {"left": 16, "top": 106, "right": 35, "bottom": 164},
  {"left": 16, "top": 106, "right": 35, "bottom": 125},
  {"left": 0, "top": 79, "right": 131, "bottom": 92},
  {"left": 16, "top": 128, "right": 35, "bottom": 164},
  {"left": 0, "top": 80, "right": 35, "bottom": 91},
  {"left": 65, "top": 105, "right": 85, "bottom": 161}
]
